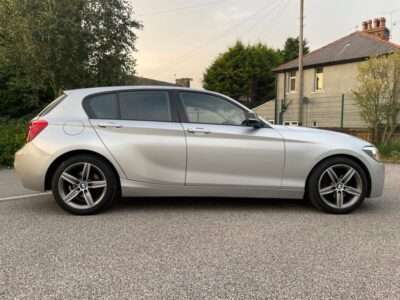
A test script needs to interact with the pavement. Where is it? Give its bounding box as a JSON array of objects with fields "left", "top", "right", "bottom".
[
  {"left": 0, "top": 165, "right": 399, "bottom": 300},
  {"left": 0, "top": 168, "right": 41, "bottom": 199}
]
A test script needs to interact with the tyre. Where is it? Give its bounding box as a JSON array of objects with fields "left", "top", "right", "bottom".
[
  {"left": 51, "top": 154, "right": 119, "bottom": 215},
  {"left": 307, "top": 157, "right": 368, "bottom": 214}
]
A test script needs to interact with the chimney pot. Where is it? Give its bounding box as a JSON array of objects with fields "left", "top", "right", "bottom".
[
  {"left": 380, "top": 17, "right": 386, "bottom": 28},
  {"left": 374, "top": 18, "right": 380, "bottom": 28},
  {"left": 362, "top": 17, "right": 390, "bottom": 41},
  {"left": 362, "top": 21, "right": 368, "bottom": 31}
]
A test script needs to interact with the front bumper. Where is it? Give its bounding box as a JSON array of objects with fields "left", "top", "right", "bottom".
[
  {"left": 14, "top": 142, "right": 52, "bottom": 192},
  {"left": 368, "top": 160, "right": 385, "bottom": 198}
]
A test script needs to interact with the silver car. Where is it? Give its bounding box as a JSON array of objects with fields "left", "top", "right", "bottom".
[{"left": 15, "top": 86, "right": 384, "bottom": 215}]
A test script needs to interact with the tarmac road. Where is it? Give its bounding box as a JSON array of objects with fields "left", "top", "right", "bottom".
[{"left": 0, "top": 165, "right": 399, "bottom": 300}]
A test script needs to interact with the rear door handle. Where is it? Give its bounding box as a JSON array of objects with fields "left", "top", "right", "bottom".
[
  {"left": 97, "top": 122, "right": 123, "bottom": 128},
  {"left": 187, "top": 128, "right": 211, "bottom": 134}
]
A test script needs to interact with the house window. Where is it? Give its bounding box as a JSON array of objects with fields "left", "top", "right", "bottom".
[
  {"left": 284, "top": 121, "right": 299, "bottom": 126},
  {"left": 315, "top": 67, "right": 324, "bottom": 91},
  {"left": 287, "top": 71, "right": 296, "bottom": 92}
]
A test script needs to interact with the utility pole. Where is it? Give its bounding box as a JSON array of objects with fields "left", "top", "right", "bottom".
[{"left": 298, "top": 0, "right": 305, "bottom": 126}]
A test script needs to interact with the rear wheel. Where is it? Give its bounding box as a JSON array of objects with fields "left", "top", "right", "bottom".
[
  {"left": 307, "top": 157, "right": 368, "bottom": 214},
  {"left": 51, "top": 155, "right": 119, "bottom": 215}
]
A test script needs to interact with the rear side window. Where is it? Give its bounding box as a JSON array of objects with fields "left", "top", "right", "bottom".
[
  {"left": 84, "top": 93, "right": 119, "bottom": 119},
  {"left": 119, "top": 91, "right": 171, "bottom": 122},
  {"left": 38, "top": 94, "right": 67, "bottom": 117}
]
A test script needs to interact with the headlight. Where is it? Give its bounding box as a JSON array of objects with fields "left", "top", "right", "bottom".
[{"left": 363, "top": 145, "right": 381, "bottom": 161}]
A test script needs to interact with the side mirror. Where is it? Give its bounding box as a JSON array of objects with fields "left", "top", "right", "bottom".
[{"left": 243, "top": 112, "right": 263, "bottom": 129}]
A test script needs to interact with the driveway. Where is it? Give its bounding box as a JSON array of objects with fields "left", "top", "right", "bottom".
[{"left": 0, "top": 165, "right": 399, "bottom": 299}]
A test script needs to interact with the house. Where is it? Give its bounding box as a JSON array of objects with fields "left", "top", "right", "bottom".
[
  {"left": 128, "top": 76, "right": 192, "bottom": 88},
  {"left": 254, "top": 18, "right": 400, "bottom": 129}
]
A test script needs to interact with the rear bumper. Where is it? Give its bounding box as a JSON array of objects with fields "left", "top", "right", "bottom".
[
  {"left": 368, "top": 161, "right": 385, "bottom": 198},
  {"left": 14, "top": 142, "right": 51, "bottom": 192}
]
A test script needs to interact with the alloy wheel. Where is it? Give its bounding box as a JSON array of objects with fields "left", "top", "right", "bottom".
[
  {"left": 58, "top": 162, "right": 107, "bottom": 210},
  {"left": 318, "top": 164, "right": 363, "bottom": 210}
]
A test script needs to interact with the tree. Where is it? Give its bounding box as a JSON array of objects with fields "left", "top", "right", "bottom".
[
  {"left": 353, "top": 52, "right": 400, "bottom": 144},
  {"left": 282, "top": 37, "right": 309, "bottom": 63},
  {"left": 0, "top": 0, "right": 141, "bottom": 118},
  {"left": 203, "top": 41, "right": 282, "bottom": 108}
]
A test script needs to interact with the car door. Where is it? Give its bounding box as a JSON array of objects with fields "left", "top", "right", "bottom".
[
  {"left": 86, "top": 90, "right": 186, "bottom": 185},
  {"left": 177, "top": 91, "right": 284, "bottom": 188}
]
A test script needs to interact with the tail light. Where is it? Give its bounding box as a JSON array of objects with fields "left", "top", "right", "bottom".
[{"left": 26, "top": 120, "right": 48, "bottom": 143}]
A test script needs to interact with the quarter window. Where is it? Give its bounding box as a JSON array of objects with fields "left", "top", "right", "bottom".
[
  {"left": 179, "top": 92, "right": 246, "bottom": 126},
  {"left": 315, "top": 67, "right": 324, "bottom": 91},
  {"left": 119, "top": 91, "right": 172, "bottom": 122},
  {"left": 84, "top": 93, "right": 119, "bottom": 120}
]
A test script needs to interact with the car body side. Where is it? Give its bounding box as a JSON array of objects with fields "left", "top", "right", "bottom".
[{"left": 14, "top": 86, "right": 385, "bottom": 200}]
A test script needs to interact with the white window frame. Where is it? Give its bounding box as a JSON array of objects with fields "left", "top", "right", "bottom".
[
  {"left": 314, "top": 67, "right": 324, "bottom": 92},
  {"left": 284, "top": 121, "right": 299, "bottom": 127},
  {"left": 287, "top": 71, "right": 297, "bottom": 93}
]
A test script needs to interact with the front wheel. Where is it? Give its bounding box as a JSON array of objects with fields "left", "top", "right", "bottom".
[
  {"left": 307, "top": 157, "right": 368, "bottom": 214},
  {"left": 51, "top": 155, "right": 119, "bottom": 215}
]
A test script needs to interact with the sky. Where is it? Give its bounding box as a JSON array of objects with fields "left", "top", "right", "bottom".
[{"left": 131, "top": 0, "right": 400, "bottom": 88}]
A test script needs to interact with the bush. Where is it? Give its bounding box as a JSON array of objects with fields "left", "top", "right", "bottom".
[
  {"left": 376, "top": 141, "right": 400, "bottom": 161},
  {"left": 0, "top": 119, "right": 28, "bottom": 167}
]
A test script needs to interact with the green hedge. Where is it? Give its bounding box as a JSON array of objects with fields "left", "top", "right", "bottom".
[
  {"left": 0, "top": 119, "right": 28, "bottom": 167},
  {"left": 377, "top": 142, "right": 400, "bottom": 162}
]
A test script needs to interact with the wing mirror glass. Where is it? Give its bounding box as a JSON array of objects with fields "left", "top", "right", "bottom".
[{"left": 243, "top": 112, "right": 263, "bottom": 129}]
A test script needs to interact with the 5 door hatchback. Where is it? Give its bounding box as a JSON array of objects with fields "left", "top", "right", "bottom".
[{"left": 15, "top": 86, "right": 385, "bottom": 215}]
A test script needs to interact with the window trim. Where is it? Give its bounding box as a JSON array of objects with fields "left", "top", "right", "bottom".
[
  {"left": 82, "top": 89, "right": 180, "bottom": 123},
  {"left": 287, "top": 71, "right": 297, "bottom": 93},
  {"left": 314, "top": 67, "right": 324, "bottom": 92},
  {"left": 176, "top": 91, "right": 257, "bottom": 127},
  {"left": 38, "top": 94, "right": 67, "bottom": 117}
]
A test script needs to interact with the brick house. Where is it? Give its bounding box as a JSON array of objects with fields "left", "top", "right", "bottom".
[{"left": 254, "top": 18, "right": 400, "bottom": 129}]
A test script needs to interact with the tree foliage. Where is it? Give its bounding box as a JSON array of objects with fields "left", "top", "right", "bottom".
[
  {"left": 203, "top": 41, "right": 282, "bottom": 108},
  {"left": 0, "top": 0, "right": 141, "bottom": 118},
  {"left": 353, "top": 52, "right": 400, "bottom": 144},
  {"left": 281, "top": 37, "right": 309, "bottom": 63}
]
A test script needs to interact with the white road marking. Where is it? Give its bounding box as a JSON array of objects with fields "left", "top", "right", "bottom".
[{"left": 0, "top": 192, "right": 51, "bottom": 202}]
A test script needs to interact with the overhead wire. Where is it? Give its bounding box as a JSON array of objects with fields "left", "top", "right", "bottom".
[
  {"left": 153, "top": 0, "right": 286, "bottom": 76},
  {"left": 138, "top": 0, "right": 231, "bottom": 17}
]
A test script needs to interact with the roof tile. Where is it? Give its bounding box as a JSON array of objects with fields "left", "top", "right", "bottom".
[{"left": 274, "top": 31, "right": 400, "bottom": 72}]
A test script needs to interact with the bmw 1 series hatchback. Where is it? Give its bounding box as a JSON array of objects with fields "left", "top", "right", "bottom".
[{"left": 15, "top": 86, "right": 385, "bottom": 215}]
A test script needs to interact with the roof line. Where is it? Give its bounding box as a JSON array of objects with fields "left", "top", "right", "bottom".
[
  {"left": 274, "top": 31, "right": 400, "bottom": 72},
  {"left": 274, "top": 32, "right": 360, "bottom": 71},
  {"left": 357, "top": 31, "right": 400, "bottom": 49}
]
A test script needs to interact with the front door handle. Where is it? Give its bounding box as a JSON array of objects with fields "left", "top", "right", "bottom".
[
  {"left": 97, "top": 122, "right": 123, "bottom": 128},
  {"left": 187, "top": 128, "right": 211, "bottom": 134}
]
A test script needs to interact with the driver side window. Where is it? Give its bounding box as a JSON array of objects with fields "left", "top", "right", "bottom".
[{"left": 179, "top": 92, "right": 246, "bottom": 126}]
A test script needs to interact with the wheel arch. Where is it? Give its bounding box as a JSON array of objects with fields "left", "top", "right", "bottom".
[
  {"left": 44, "top": 150, "right": 121, "bottom": 191},
  {"left": 305, "top": 154, "right": 372, "bottom": 198}
]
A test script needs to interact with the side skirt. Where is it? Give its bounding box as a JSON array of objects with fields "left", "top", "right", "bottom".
[{"left": 120, "top": 179, "right": 304, "bottom": 199}]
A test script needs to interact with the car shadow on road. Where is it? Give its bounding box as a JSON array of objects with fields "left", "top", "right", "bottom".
[
  {"left": 26, "top": 195, "right": 383, "bottom": 216},
  {"left": 109, "top": 196, "right": 384, "bottom": 215},
  {"left": 110, "top": 197, "right": 314, "bottom": 213}
]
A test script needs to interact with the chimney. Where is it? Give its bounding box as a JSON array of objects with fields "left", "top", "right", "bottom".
[
  {"left": 361, "top": 17, "right": 390, "bottom": 41},
  {"left": 362, "top": 21, "right": 368, "bottom": 31},
  {"left": 176, "top": 78, "right": 192, "bottom": 88}
]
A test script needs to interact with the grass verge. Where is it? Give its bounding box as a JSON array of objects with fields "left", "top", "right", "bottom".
[{"left": 377, "top": 142, "right": 400, "bottom": 163}]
